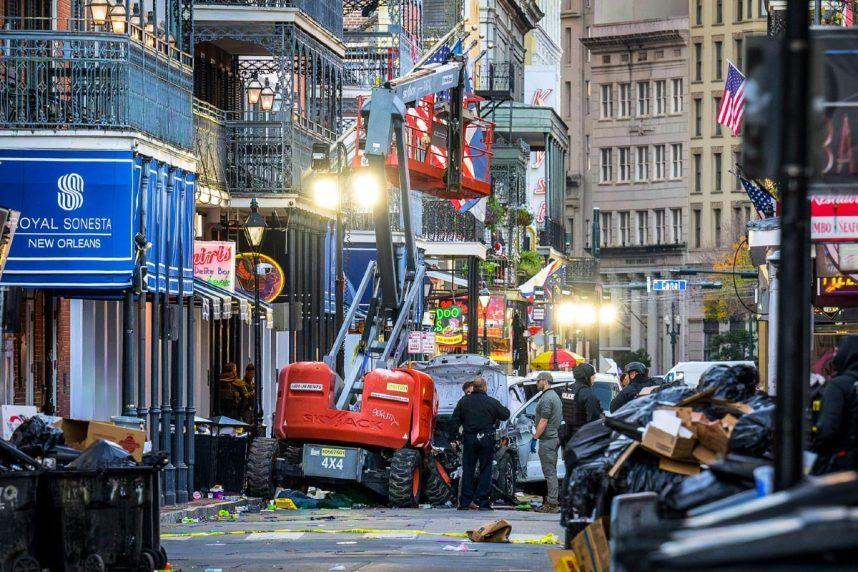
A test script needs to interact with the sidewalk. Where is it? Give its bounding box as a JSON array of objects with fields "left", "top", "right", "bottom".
[{"left": 160, "top": 496, "right": 265, "bottom": 524}]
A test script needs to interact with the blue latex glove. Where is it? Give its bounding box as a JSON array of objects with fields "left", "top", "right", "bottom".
[{"left": 530, "top": 439, "right": 538, "bottom": 453}]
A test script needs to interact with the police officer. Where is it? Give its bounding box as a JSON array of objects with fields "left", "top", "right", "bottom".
[
  {"left": 450, "top": 376, "right": 510, "bottom": 510},
  {"left": 812, "top": 336, "right": 858, "bottom": 474},
  {"left": 558, "top": 363, "right": 603, "bottom": 447},
  {"left": 609, "top": 362, "right": 657, "bottom": 413}
]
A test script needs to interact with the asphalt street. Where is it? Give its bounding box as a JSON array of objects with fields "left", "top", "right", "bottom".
[{"left": 161, "top": 507, "right": 563, "bottom": 571}]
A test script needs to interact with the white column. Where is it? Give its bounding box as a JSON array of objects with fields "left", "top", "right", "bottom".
[{"left": 767, "top": 251, "right": 780, "bottom": 395}]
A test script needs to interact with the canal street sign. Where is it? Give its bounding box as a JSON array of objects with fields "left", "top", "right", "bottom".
[{"left": 651, "top": 279, "right": 687, "bottom": 292}]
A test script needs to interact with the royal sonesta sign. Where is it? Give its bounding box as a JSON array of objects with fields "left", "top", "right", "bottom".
[{"left": 0, "top": 150, "right": 135, "bottom": 289}]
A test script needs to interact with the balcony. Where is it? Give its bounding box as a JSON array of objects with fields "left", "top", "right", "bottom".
[
  {"left": 422, "top": 199, "right": 485, "bottom": 243},
  {"left": 193, "top": 99, "right": 334, "bottom": 195},
  {"left": 0, "top": 18, "right": 193, "bottom": 151},
  {"left": 193, "top": 0, "right": 343, "bottom": 39},
  {"left": 482, "top": 254, "right": 518, "bottom": 289},
  {"left": 474, "top": 61, "right": 520, "bottom": 102},
  {"left": 539, "top": 219, "right": 567, "bottom": 255},
  {"left": 343, "top": 43, "right": 398, "bottom": 90}
]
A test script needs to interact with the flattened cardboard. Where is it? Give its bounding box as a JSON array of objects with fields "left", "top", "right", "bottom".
[
  {"left": 694, "top": 419, "right": 730, "bottom": 454},
  {"left": 61, "top": 418, "right": 146, "bottom": 462},
  {"left": 571, "top": 517, "right": 610, "bottom": 572},
  {"left": 659, "top": 457, "right": 701, "bottom": 476},
  {"left": 608, "top": 441, "right": 640, "bottom": 478},
  {"left": 692, "top": 444, "right": 719, "bottom": 465}
]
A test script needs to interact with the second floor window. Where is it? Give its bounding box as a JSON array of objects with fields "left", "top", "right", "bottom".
[
  {"left": 619, "top": 147, "right": 631, "bottom": 182},
  {"left": 671, "top": 78, "right": 683, "bottom": 113},
  {"left": 619, "top": 83, "right": 631, "bottom": 118},
  {"left": 655, "top": 80, "right": 667, "bottom": 115},
  {"left": 601, "top": 84, "right": 613, "bottom": 118},
  {"left": 655, "top": 144, "right": 666, "bottom": 179},
  {"left": 637, "top": 81, "right": 650, "bottom": 116},
  {"left": 636, "top": 146, "right": 649, "bottom": 181},
  {"left": 620, "top": 212, "right": 631, "bottom": 246},
  {"left": 600, "top": 148, "right": 613, "bottom": 182},
  {"left": 637, "top": 211, "right": 649, "bottom": 245},
  {"left": 693, "top": 209, "right": 702, "bottom": 248},
  {"left": 671, "top": 143, "right": 683, "bottom": 179},
  {"left": 601, "top": 212, "right": 613, "bottom": 246},
  {"left": 714, "top": 207, "right": 723, "bottom": 247},
  {"left": 672, "top": 208, "right": 683, "bottom": 243},
  {"left": 655, "top": 209, "right": 666, "bottom": 244}
]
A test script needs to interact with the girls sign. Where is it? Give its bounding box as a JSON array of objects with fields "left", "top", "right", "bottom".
[{"left": 193, "top": 240, "right": 236, "bottom": 291}]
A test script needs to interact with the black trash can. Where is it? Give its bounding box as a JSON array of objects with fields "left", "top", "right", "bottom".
[
  {"left": 39, "top": 467, "right": 160, "bottom": 572},
  {"left": 0, "top": 470, "right": 42, "bottom": 572}
]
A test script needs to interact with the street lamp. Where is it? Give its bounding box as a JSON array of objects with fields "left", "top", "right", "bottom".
[
  {"left": 244, "top": 198, "right": 267, "bottom": 437},
  {"left": 109, "top": 3, "right": 127, "bottom": 33},
  {"left": 478, "top": 285, "right": 491, "bottom": 358},
  {"left": 664, "top": 306, "right": 681, "bottom": 367},
  {"left": 87, "top": 0, "right": 110, "bottom": 26},
  {"left": 312, "top": 175, "right": 339, "bottom": 211},
  {"left": 246, "top": 77, "right": 263, "bottom": 106},
  {"left": 259, "top": 79, "right": 276, "bottom": 111}
]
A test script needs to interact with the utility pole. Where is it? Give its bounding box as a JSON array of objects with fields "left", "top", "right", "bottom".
[{"left": 773, "top": 0, "right": 810, "bottom": 492}]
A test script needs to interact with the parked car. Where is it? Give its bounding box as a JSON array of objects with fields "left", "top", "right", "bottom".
[
  {"left": 505, "top": 374, "right": 622, "bottom": 483},
  {"left": 662, "top": 361, "right": 755, "bottom": 387}
]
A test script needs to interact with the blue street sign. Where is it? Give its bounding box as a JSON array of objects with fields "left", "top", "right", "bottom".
[{"left": 652, "top": 279, "right": 687, "bottom": 292}]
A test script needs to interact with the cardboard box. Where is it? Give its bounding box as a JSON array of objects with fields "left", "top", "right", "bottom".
[
  {"left": 570, "top": 517, "right": 610, "bottom": 572},
  {"left": 60, "top": 418, "right": 146, "bottom": 462},
  {"left": 692, "top": 444, "right": 719, "bottom": 465},
  {"left": 1, "top": 405, "right": 37, "bottom": 440},
  {"left": 693, "top": 418, "right": 730, "bottom": 454},
  {"left": 547, "top": 549, "right": 579, "bottom": 572},
  {"left": 642, "top": 411, "right": 696, "bottom": 459},
  {"left": 659, "top": 457, "right": 701, "bottom": 476}
]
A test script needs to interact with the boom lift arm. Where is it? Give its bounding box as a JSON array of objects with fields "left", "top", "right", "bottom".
[{"left": 324, "top": 57, "right": 469, "bottom": 409}]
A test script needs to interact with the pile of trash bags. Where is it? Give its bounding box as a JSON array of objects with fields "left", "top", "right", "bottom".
[{"left": 563, "top": 364, "right": 775, "bottom": 522}]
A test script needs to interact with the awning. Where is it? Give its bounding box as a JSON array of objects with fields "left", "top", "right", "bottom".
[
  {"left": 193, "top": 277, "right": 273, "bottom": 326},
  {"left": 426, "top": 270, "right": 468, "bottom": 288}
]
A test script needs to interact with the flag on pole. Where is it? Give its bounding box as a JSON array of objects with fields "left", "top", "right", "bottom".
[
  {"left": 717, "top": 62, "right": 747, "bottom": 136},
  {"left": 739, "top": 175, "right": 776, "bottom": 218}
]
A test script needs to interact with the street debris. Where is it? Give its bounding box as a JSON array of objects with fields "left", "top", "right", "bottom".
[
  {"left": 442, "top": 542, "right": 477, "bottom": 552},
  {"left": 465, "top": 519, "right": 512, "bottom": 543},
  {"left": 274, "top": 498, "right": 298, "bottom": 510},
  {"left": 328, "top": 566, "right": 346, "bottom": 571}
]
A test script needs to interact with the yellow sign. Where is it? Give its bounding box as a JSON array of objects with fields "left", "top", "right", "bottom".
[
  {"left": 436, "top": 333, "right": 463, "bottom": 345},
  {"left": 321, "top": 447, "right": 346, "bottom": 458},
  {"left": 386, "top": 382, "right": 408, "bottom": 393}
]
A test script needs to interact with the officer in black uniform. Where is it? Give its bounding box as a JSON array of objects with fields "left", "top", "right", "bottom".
[
  {"left": 558, "top": 362, "right": 603, "bottom": 448},
  {"left": 812, "top": 336, "right": 858, "bottom": 474},
  {"left": 450, "top": 376, "right": 510, "bottom": 509},
  {"left": 609, "top": 362, "right": 657, "bottom": 413}
]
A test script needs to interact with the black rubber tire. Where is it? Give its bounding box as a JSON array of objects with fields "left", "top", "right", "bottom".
[
  {"left": 423, "top": 454, "right": 455, "bottom": 506},
  {"left": 138, "top": 551, "right": 155, "bottom": 572},
  {"left": 491, "top": 453, "right": 516, "bottom": 504},
  {"left": 388, "top": 448, "right": 423, "bottom": 508},
  {"left": 246, "top": 437, "right": 278, "bottom": 499}
]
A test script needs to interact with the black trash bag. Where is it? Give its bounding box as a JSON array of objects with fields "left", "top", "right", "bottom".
[
  {"left": 10, "top": 415, "right": 64, "bottom": 457},
  {"left": 610, "top": 384, "right": 697, "bottom": 427},
  {"left": 67, "top": 439, "right": 137, "bottom": 470},
  {"left": 567, "top": 458, "right": 609, "bottom": 519},
  {"left": 0, "top": 439, "right": 40, "bottom": 472},
  {"left": 564, "top": 419, "right": 612, "bottom": 466},
  {"left": 698, "top": 364, "right": 758, "bottom": 402},
  {"left": 626, "top": 455, "right": 686, "bottom": 495},
  {"left": 743, "top": 391, "right": 774, "bottom": 409},
  {"left": 709, "top": 454, "right": 770, "bottom": 485},
  {"left": 728, "top": 405, "right": 775, "bottom": 457},
  {"left": 660, "top": 470, "right": 749, "bottom": 514}
]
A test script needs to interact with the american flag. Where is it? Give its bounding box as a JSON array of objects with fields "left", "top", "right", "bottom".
[
  {"left": 739, "top": 175, "right": 776, "bottom": 218},
  {"left": 717, "top": 62, "right": 746, "bottom": 136}
]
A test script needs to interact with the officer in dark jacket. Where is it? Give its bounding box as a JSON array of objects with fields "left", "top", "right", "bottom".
[
  {"left": 812, "top": 336, "right": 858, "bottom": 474},
  {"left": 450, "top": 376, "right": 511, "bottom": 509},
  {"left": 609, "top": 362, "right": 657, "bottom": 413},
  {"left": 558, "top": 363, "right": 603, "bottom": 446}
]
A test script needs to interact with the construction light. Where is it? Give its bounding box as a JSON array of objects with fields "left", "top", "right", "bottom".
[
  {"left": 352, "top": 170, "right": 382, "bottom": 208},
  {"left": 576, "top": 303, "right": 597, "bottom": 326},
  {"left": 556, "top": 301, "right": 576, "bottom": 326},
  {"left": 599, "top": 303, "right": 618, "bottom": 324},
  {"left": 312, "top": 176, "right": 339, "bottom": 211}
]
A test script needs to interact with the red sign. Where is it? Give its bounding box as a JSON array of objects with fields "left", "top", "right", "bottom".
[{"left": 811, "top": 194, "right": 858, "bottom": 242}]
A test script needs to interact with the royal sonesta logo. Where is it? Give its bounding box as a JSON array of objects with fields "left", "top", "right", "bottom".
[{"left": 57, "top": 173, "right": 85, "bottom": 211}]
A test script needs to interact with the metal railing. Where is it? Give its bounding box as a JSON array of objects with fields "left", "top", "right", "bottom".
[
  {"left": 473, "top": 61, "right": 518, "bottom": 100},
  {"left": 0, "top": 18, "right": 193, "bottom": 150},
  {"left": 422, "top": 199, "right": 485, "bottom": 243},
  {"left": 343, "top": 45, "right": 397, "bottom": 89},
  {"left": 539, "top": 219, "right": 567, "bottom": 254},
  {"left": 482, "top": 255, "right": 516, "bottom": 288},
  {"left": 194, "top": 0, "right": 343, "bottom": 38}
]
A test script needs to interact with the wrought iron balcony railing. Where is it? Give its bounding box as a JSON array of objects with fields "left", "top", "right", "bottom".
[
  {"left": 539, "top": 219, "right": 567, "bottom": 255},
  {"left": 482, "top": 255, "right": 517, "bottom": 288},
  {"left": 193, "top": 0, "right": 343, "bottom": 39},
  {"left": 193, "top": 99, "right": 335, "bottom": 195},
  {"left": 422, "top": 200, "right": 485, "bottom": 243},
  {"left": 0, "top": 18, "right": 193, "bottom": 150},
  {"left": 473, "top": 61, "right": 519, "bottom": 101},
  {"left": 343, "top": 45, "right": 397, "bottom": 89}
]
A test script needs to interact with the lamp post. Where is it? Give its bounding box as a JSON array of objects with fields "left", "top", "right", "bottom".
[
  {"left": 244, "top": 198, "right": 267, "bottom": 437},
  {"left": 246, "top": 77, "right": 263, "bottom": 106},
  {"left": 478, "top": 285, "right": 491, "bottom": 358},
  {"left": 259, "top": 79, "right": 276, "bottom": 111},
  {"left": 87, "top": 0, "right": 109, "bottom": 27},
  {"left": 664, "top": 301, "right": 681, "bottom": 368}
]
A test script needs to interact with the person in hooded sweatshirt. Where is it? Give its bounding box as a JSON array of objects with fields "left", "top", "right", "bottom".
[
  {"left": 812, "top": 335, "right": 858, "bottom": 474},
  {"left": 609, "top": 362, "right": 658, "bottom": 413}
]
